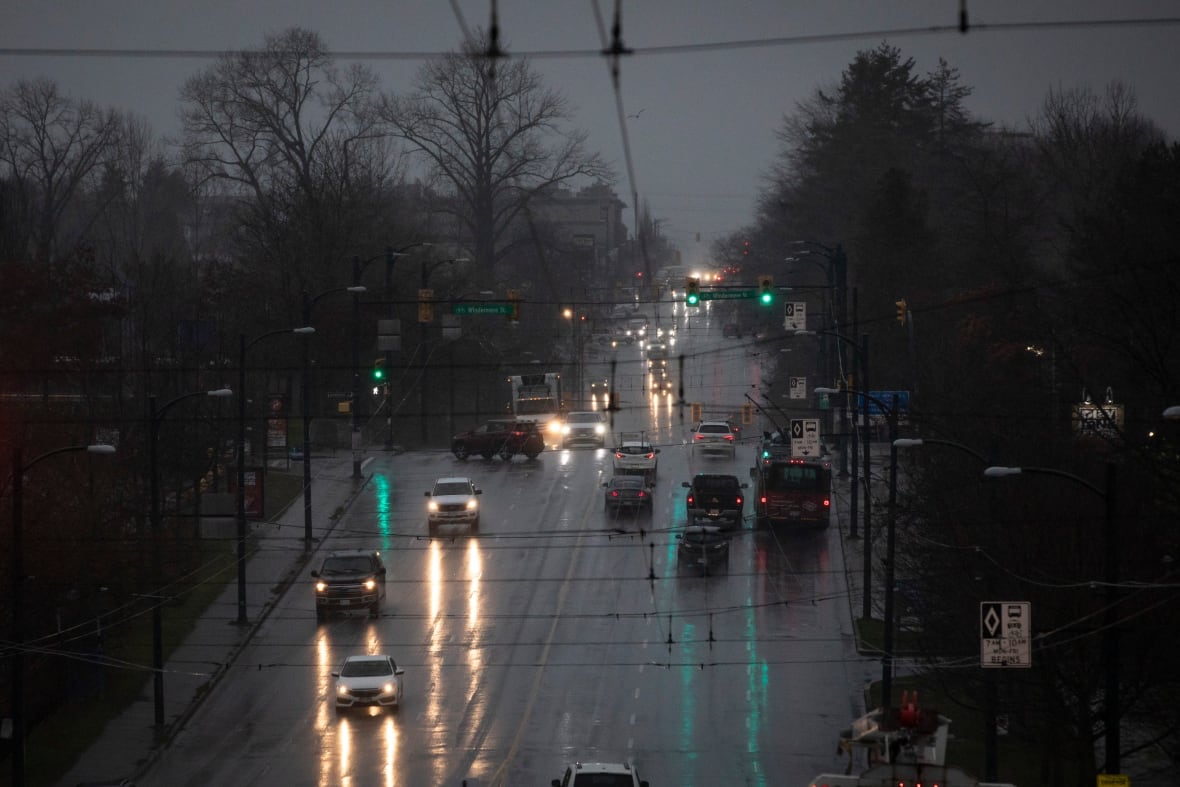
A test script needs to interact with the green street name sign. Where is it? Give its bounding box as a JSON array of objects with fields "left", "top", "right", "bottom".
[
  {"left": 699, "top": 289, "right": 756, "bottom": 301},
  {"left": 452, "top": 302, "right": 514, "bottom": 316}
]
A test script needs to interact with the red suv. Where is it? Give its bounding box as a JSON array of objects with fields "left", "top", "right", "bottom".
[{"left": 451, "top": 419, "right": 545, "bottom": 461}]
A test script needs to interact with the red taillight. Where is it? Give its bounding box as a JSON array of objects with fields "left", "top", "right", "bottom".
[
  {"left": 824, "top": 498, "right": 831, "bottom": 508},
  {"left": 615, "top": 452, "right": 624, "bottom": 459},
  {"left": 693, "top": 434, "right": 704, "bottom": 441},
  {"left": 687, "top": 494, "right": 695, "bottom": 506},
  {"left": 760, "top": 495, "right": 767, "bottom": 504},
  {"left": 724, "top": 434, "right": 734, "bottom": 441},
  {"left": 644, "top": 452, "right": 654, "bottom": 459},
  {"left": 610, "top": 491, "right": 619, "bottom": 498},
  {"left": 736, "top": 496, "right": 743, "bottom": 505},
  {"left": 637, "top": 491, "right": 647, "bottom": 498}
]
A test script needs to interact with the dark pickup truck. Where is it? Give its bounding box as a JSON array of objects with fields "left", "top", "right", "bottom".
[{"left": 683, "top": 474, "right": 748, "bottom": 530}]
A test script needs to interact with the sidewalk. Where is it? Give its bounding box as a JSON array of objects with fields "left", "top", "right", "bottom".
[{"left": 58, "top": 453, "right": 370, "bottom": 787}]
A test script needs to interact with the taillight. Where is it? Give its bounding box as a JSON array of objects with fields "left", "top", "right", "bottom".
[
  {"left": 824, "top": 497, "right": 831, "bottom": 508},
  {"left": 687, "top": 494, "right": 695, "bottom": 506},
  {"left": 736, "top": 496, "right": 743, "bottom": 505},
  {"left": 610, "top": 490, "right": 619, "bottom": 498},
  {"left": 644, "top": 452, "right": 655, "bottom": 459},
  {"left": 760, "top": 495, "right": 767, "bottom": 504},
  {"left": 693, "top": 433, "right": 704, "bottom": 441},
  {"left": 615, "top": 452, "right": 624, "bottom": 459},
  {"left": 724, "top": 434, "right": 734, "bottom": 441},
  {"left": 637, "top": 490, "right": 647, "bottom": 498}
]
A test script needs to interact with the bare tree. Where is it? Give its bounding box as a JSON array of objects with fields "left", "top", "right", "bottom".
[
  {"left": 380, "top": 32, "right": 612, "bottom": 290},
  {"left": 178, "top": 27, "right": 395, "bottom": 303},
  {"left": 0, "top": 77, "right": 121, "bottom": 264}
]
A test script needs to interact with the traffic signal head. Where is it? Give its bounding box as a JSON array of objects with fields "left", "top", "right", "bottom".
[
  {"left": 758, "top": 275, "right": 774, "bottom": 305},
  {"left": 371, "top": 358, "right": 385, "bottom": 382},
  {"left": 685, "top": 277, "right": 701, "bottom": 306},
  {"left": 742, "top": 239, "right": 751, "bottom": 256},
  {"left": 895, "top": 298, "right": 908, "bottom": 325},
  {"left": 507, "top": 288, "right": 520, "bottom": 321}
]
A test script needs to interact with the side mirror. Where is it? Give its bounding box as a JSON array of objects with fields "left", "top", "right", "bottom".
[
  {"left": 310, "top": 570, "right": 320, "bottom": 578},
  {"left": 740, "top": 482, "right": 749, "bottom": 488},
  {"left": 681, "top": 481, "right": 691, "bottom": 488},
  {"left": 424, "top": 491, "right": 432, "bottom": 497},
  {"left": 475, "top": 489, "right": 482, "bottom": 495}
]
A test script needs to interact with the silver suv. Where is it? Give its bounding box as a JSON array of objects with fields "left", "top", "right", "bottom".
[{"left": 552, "top": 761, "right": 649, "bottom": 787}]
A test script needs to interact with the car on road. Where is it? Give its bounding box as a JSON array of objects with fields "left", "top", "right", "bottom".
[
  {"left": 612, "top": 432, "right": 660, "bottom": 483},
  {"left": 677, "top": 525, "right": 729, "bottom": 569},
  {"left": 603, "top": 475, "right": 653, "bottom": 514},
  {"left": 451, "top": 418, "right": 544, "bottom": 460},
  {"left": 332, "top": 654, "right": 404, "bottom": 715},
  {"left": 552, "top": 761, "right": 649, "bottom": 787},
  {"left": 425, "top": 476, "right": 481, "bottom": 532},
  {"left": 562, "top": 410, "right": 608, "bottom": 448},
  {"left": 691, "top": 420, "right": 737, "bottom": 458},
  {"left": 682, "top": 473, "right": 747, "bottom": 529},
  {"left": 311, "top": 549, "right": 387, "bottom": 620}
]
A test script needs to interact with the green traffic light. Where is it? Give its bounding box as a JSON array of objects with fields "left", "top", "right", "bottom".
[
  {"left": 372, "top": 368, "right": 384, "bottom": 380},
  {"left": 760, "top": 291, "right": 774, "bottom": 305},
  {"left": 686, "top": 293, "right": 700, "bottom": 306}
]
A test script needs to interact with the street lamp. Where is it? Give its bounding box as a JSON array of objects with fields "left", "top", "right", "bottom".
[
  {"left": 237, "top": 329, "right": 312, "bottom": 624},
  {"left": 984, "top": 461, "right": 1119, "bottom": 774},
  {"left": 301, "top": 287, "right": 364, "bottom": 550},
  {"left": 895, "top": 436, "right": 999, "bottom": 780},
  {"left": 817, "top": 385, "right": 901, "bottom": 716},
  {"left": 9, "top": 442, "right": 115, "bottom": 786},
  {"left": 149, "top": 388, "right": 230, "bottom": 731}
]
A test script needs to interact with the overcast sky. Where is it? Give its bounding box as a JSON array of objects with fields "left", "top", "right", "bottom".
[{"left": 4, "top": 1, "right": 1178, "bottom": 269}]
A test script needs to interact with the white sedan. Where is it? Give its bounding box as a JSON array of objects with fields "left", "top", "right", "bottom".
[{"left": 332, "top": 654, "right": 404, "bottom": 714}]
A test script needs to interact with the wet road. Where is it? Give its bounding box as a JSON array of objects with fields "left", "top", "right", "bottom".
[{"left": 138, "top": 302, "right": 873, "bottom": 786}]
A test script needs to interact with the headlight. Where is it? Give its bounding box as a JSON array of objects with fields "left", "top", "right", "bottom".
[
  {"left": 364, "top": 579, "right": 376, "bottom": 590},
  {"left": 428, "top": 501, "right": 439, "bottom": 512},
  {"left": 466, "top": 498, "right": 478, "bottom": 510},
  {"left": 562, "top": 424, "right": 571, "bottom": 435},
  {"left": 548, "top": 421, "right": 562, "bottom": 434},
  {"left": 315, "top": 581, "right": 327, "bottom": 593},
  {"left": 382, "top": 682, "right": 395, "bottom": 694},
  {"left": 337, "top": 684, "right": 350, "bottom": 695},
  {"left": 594, "top": 424, "right": 605, "bottom": 435}
]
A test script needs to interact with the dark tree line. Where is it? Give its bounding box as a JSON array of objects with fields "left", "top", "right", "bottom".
[{"left": 728, "top": 42, "right": 1179, "bottom": 785}]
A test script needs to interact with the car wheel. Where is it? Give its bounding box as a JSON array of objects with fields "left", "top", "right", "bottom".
[
  {"left": 524, "top": 449, "right": 540, "bottom": 459},
  {"left": 498, "top": 443, "right": 515, "bottom": 461},
  {"left": 471, "top": 517, "right": 480, "bottom": 532},
  {"left": 452, "top": 442, "right": 470, "bottom": 460},
  {"left": 480, "top": 450, "right": 495, "bottom": 460},
  {"left": 369, "top": 602, "right": 380, "bottom": 619}
]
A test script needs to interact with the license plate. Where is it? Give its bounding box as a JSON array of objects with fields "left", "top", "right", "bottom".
[{"left": 707, "top": 509, "right": 720, "bottom": 516}]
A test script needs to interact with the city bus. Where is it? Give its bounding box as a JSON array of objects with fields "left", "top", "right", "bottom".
[{"left": 750, "top": 444, "right": 832, "bottom": 528}]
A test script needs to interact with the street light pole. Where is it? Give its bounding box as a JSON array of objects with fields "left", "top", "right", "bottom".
[
  {"left": 895, "top": 436, "right": 997, "bottom": 779},
  {"left": 794, "top": 328, "right": 865, "bottom": 540},
  {"left": 818, "top": 385, "right": 899, "bottom": 713},
  {"left": 301, "top": 287, "right": 363, "bottom": 550},
  {"left": 9, "top": 442, "right": 115, "bottom": 786},
  {"left": 148, "top": 388, "right": 229, "bottom": 730},
  {"left": 238, "top": 329, "right": 312, "bottom": 623}
]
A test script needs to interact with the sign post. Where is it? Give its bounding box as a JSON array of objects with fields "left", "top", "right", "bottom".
[{"left": 789, "top": 418, "right": 821, "bottom": 456}]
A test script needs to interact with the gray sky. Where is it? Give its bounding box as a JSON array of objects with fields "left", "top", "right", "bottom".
[{"left": 4, "top": 1, "right": 1178, "bottom": 269}]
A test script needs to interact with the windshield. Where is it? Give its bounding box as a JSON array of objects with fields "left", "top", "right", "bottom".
[
  {"left": 321, "top": 556, "right": 375, "bottom": 574},
  {"left": 340, "top": 659, "right": 393, "bottom": 678},
  {"left": 572, "top": 775, "right": 636, "bottom": 787},
  {"left": 434, "top": 482, "right": 473, "bottom": 496}
]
